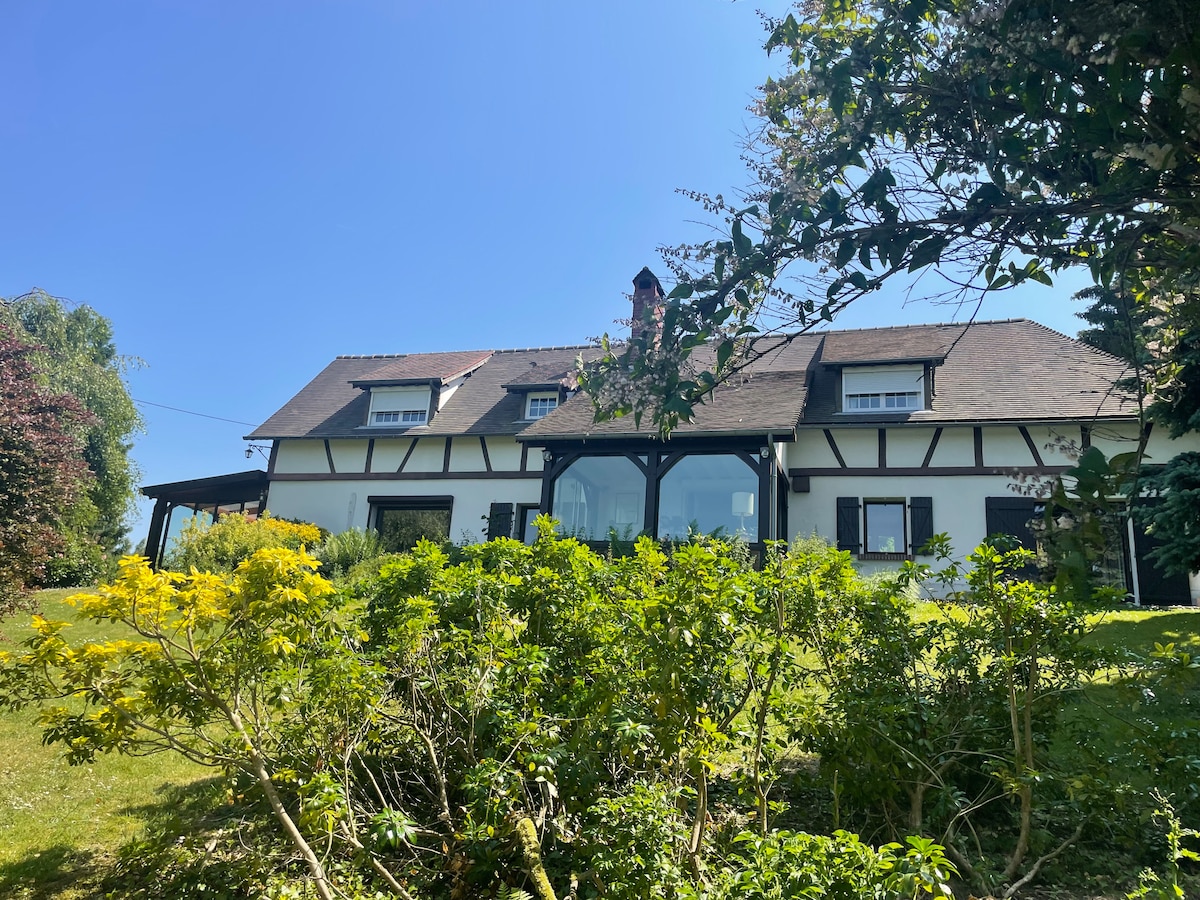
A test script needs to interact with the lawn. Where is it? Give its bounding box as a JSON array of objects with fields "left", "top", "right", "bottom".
[{"left": 0, "top": 589, "right": 212, "bottom": 900}]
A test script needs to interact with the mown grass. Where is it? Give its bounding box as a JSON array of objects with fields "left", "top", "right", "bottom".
[{"left": 0, "top": 588, "right": 211, "bottom": 900}]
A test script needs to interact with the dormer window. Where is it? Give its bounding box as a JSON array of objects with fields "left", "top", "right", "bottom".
[
  {"left": 841, "top": 364, "right": 925, "bottom": 413},
  {"left": 373, "top": 409, "right": 427, "bottom": 425},
  {"left": 526, "top": 392, "right": 558, "bottom": 420},
  {"left": 368, "top": 386, "right": 432, "bottom": 427},
  {"left": 846, "top": 391, "right": 920, "bottom": 411}
]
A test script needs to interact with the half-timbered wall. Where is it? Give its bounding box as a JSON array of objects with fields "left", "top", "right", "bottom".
[
  {"left": 788, "top": 421, "right": 1200, "bottom": 591},
  {"left": 263, "top": 435, "right": 543, "bottom": 542}
]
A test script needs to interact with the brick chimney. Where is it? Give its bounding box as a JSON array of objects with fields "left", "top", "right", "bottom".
[{"left": 630, "top": 266, "right": 665, "bottom": 343}]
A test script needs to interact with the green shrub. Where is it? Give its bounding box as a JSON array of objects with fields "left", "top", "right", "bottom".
[
  {"left": 315, "top": 527, "right": 384, "bottom": 580},
  {"left": 164, "top": 512, "right": 323, "bottom": 573}
]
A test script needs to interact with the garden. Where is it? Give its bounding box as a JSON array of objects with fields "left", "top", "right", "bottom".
[{"left": 1, "top": 514, "right": 1197, "bottom": 899}]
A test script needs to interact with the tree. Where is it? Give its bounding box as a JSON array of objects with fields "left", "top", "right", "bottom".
[
  {"left": 0, "top": 327, "right": 93, "bottom": 613},
  {"left": 582, "top": 0, "right": 1200, "bottom": 436},
  {"left": 0, "top": 290, "right": 142, "bottom": 564}
]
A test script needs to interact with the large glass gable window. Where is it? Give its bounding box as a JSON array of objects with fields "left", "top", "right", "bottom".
[
  {"left": 657, "top": 454, "right": 759, "bottom": 541},
  {"left": 552, "top": 456, "right": 645, "bottom": 541}
]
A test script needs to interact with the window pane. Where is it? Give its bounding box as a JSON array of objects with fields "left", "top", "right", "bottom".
[
  {"left": 864, "top": 501, "right": 905, "bottom": 553},
  {"left": 551, "top": 456, "right": 645, "bottom": 541},
  {"left": 376, "top": 506, "right": 451, "bottom": 552},
  {"left": 657, "top": 454, "right": 758, "bottom": 541},
  {"left": 520, "top": 506, "right": 539, "bottom": 544}
]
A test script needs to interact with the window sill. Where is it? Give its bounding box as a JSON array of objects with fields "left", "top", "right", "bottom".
[{"left": 858, "top": 551, "right": 910, "bottom": 562}]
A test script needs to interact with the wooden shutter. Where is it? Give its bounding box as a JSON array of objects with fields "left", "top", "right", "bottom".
[
  {"left": 486, "top": 502, "right": 514, "bottom": 540},
  {"left": 836, "top": 497, "right": 861, "bottom": 552},
  {"left": 909, "top": 497, "right": 933, "bottom": 554}
]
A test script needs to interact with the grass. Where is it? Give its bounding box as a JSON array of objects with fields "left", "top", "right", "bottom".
[{"left": 0, "top": 588, "right": 211, "bottom": 900}]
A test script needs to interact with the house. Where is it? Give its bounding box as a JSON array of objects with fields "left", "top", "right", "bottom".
[{"left": 142, "top": 269, "right": 1200, "bottom": 604}]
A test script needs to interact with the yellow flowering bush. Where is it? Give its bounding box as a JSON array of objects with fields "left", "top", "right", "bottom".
[{"left": 164, "top": 512, "right": 325, "bottom": 573}]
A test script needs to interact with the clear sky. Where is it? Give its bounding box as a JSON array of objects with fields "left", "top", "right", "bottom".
[{"left": 1, "top": 1, "right": 1093, "bottom": 543}]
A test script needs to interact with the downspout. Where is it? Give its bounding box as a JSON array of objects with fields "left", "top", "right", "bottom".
[
  {"left": 1126, "top": 516, "right": 1141, "bottom": 607},
  {"left": 768, "top": 436, "right": 777, "bottom": 542}
]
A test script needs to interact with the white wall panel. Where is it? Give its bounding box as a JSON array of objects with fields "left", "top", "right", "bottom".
[
  {"left": 827, "top": 428, "right": 876, "bottom": 467},
  {"left": 328, "top": 439, "right": 368, "bottom": 474},
  {"left": 928, "top": 427, "right": 974, "bottom": 466},
  {"left": 793, "top": 430, "right": 841, "bottom": 468},
  {"left": 370, "top": 439, "right": 414, "bottom": 473},
  {"left": 404, "top": 439, "right": 448, "bottom": 473},
  {"left": 273, "top": 440, "right": 331, "bottom": 474},
  {"left": 887, "top": 427, "right": 937, "bottom": 467},
  {"left": 450, "top": 437, "right": 486, "bottom": 471}
]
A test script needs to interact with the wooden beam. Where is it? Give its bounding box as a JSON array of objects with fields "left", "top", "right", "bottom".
[
  {"left": 823, "top": 429, "right": 847, "bottom": 468},
  {"left": 920, "top": 427, "right": 943, "bottom": 468}
]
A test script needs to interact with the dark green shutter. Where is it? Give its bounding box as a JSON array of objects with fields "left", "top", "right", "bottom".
[
  {"left": 836, "top": 497, "right": 861, "bottom": 552},
  {"left": 487, "top": 502, "right": 514, "bottom": 540},
  {"left": 910, "top": 497, "right": 934, "bottom": 554}
]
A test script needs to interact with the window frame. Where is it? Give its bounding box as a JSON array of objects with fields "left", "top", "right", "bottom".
[
  {"left": 525, "top": 392, "right": 559, "bottom": 420},
  {"left": 861, "top": 498, "right": 908, "bottom": 560},
  {"left": 840, "top": 364, "right": 926, "bottom": 414},
  {"left": 367, "top": 495, "right": 454, "bottom": 551}
]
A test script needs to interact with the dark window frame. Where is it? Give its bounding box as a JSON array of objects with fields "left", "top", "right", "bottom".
[
  {"left": 862, "top": 498, "right": 908, "bottom": 560},
  {"left": 368, "top": 494, "right": 454, "bottom": 551}
]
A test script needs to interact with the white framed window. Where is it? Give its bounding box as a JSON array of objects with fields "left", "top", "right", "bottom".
[
  {"left": 368, "top": 386, "right": 431, "bottom": 427},
  {"left": 841, "top": 365, "right": 925, "bottom": 413},
  {"left": 372, "top": 408, "right": 427, "bottom": 425},
  {"left": 846, "top": 391, "right": 921, "bottom": 411},
  {"left": 526, "top": 393, "right": 558, "bottom": 420}
]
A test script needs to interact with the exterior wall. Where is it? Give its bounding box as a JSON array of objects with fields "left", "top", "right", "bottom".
[
  {"left": 789, "top": 472, "right": 1020, "bottom": 576},
  {"left": 265, "top": 435, "right": 541, "bottom": 543},
  {"left": 265, "top": 477, "right": 541, "bottom": 543},
  {"left": 788, "top": 422, "right": 1200, "bottom": 592}
]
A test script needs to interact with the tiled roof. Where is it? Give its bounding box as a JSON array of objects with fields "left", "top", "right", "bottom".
[
  {"left": 818, "top": 323, "right": 963, "bottom": 365},
  {"left": 247, "top": 346, "right": 601, "bottom": 439},
  {"left": 247, "top": 320, "right": 1135, "bottom": 442},
  {"left": 348, "top": 350, "right": 492, "bottom": 386},
  {"left": 799, "top": 320, "right": 1133, "bottom": 424}
]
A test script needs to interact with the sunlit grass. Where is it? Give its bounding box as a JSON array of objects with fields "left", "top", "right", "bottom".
[{"left": 0, "top": 588, "right": 211, "bottom": 899}]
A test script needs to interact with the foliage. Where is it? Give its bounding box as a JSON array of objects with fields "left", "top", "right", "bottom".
[
  {"left": 17, "top": 529, "right": 1184, "bottom": 898},
  {"left": 164, "top": 512, "right": 323, "bottom": 573},
  {"left": 0, "top": 548, "right": 378, "bottom": 900},
  {"left": 1142, "top": 451, "right": 1200, "bottom": 576},
  {"left": 0, "top": 328, "right": 94, "bottom": 614},
  {"left": 1076, "top": 286, "right": 1156, "bottom": 372},
  {"left": 580, "top": 0, "right": 1200, "bottom": 440},
  {"left": 1126, "top": 792, "right": 1200, "bottom": 900},
  {"left": 713, "top": 831, "right": 955, "bottom": 900},
  {"left": 1, "top": 289, "right": 143, "bottom": 557},
  {"left": 790, "top": 536, "right": 1121, "bottom": 895},
  {"left": 316, "top": 527, "right": 385, "bottom": 580}
]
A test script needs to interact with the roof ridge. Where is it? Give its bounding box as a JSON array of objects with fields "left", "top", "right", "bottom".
[
  {"left": 813, "top": 318, "right": 1028, "bottom": 336},
  {"left": 337, "top": 344, "right": 598, "bottom": 360}
]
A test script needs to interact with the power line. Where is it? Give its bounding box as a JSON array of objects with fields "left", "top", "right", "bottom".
[{"left": 133, "top": 398, "right": 257, "bottom": 427}]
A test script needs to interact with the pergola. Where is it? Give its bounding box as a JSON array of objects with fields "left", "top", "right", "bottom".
[{"left": 141, "top": 470, "right": 269, "bottom": 569}]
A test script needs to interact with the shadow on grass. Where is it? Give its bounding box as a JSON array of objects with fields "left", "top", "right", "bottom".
[
  {"left": 1087, "top": 609, "right": 1200, "bottom": 653},
  {"left": 0, "top": 776, "right": 228, "bottom": 900},
  {"left": 0, "top": 844, "right": 103, "bottom": 900}
]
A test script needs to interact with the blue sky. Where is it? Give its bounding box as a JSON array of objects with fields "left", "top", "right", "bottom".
[{"left": 1, "top": 1, "right": 1092, "bottom": 543}]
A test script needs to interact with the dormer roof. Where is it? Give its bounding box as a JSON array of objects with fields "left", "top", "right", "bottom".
[
  {"left": 818, "top": 323, "right": 963, "bottom": 366},
  {"left": 348, "top": 350, "right": 492, "bottom": 388}
]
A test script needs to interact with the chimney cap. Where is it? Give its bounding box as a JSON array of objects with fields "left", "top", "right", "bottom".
[{"left": 632, "top": 267, "right": 664, "bottom": 296}]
